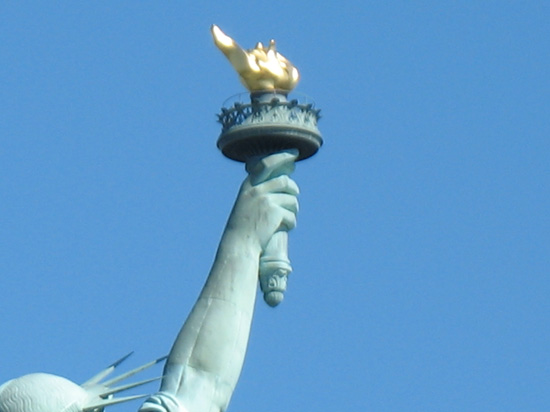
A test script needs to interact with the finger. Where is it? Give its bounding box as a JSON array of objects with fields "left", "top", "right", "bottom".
[
  {"left": 254, "top": 175, "right": 299, "bottom": 196},
  {"left": 267, "top": 193, "right": 299, "bottom": 214},
  {"left": 278, "top": 208, "right": 297, "bottom": 232},
  {"left": 246, "top": 150, "right": 298, "bottom": 185}
]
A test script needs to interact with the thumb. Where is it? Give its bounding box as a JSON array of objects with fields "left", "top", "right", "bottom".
[{"left": 245, "top": 149, "right": 298, "bottom": 186}]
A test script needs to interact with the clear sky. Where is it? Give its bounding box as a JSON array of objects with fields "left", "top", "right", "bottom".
[{"left": 1, "top": 2, "right": 549, "bottom": 411}]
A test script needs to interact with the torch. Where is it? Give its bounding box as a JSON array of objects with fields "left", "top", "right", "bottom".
[{"left": 212, "top": 25, "right": 323, "bottom": 307}]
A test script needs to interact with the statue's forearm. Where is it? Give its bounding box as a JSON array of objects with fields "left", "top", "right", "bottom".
[
  {"left": 141, "top": 155, "right": 299, "bottom": 412},
  {"left": 158, "top": 228, "right": 262, "bottom": 412}
]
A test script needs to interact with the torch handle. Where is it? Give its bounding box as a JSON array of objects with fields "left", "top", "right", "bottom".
[
  {"left": 245, "top": 150, "right": 298, "bottom": 307},
  {"left": 259, "top": 231, "right": 291, "bottom": 307}
]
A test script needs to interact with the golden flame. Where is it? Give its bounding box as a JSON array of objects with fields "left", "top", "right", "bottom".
[{"left": 211, "top": 25, "right": 300, "bottom": 92}]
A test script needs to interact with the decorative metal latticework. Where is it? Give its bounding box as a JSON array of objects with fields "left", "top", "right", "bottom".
[
  {"left": 217, "top": 98, "right": 321, "bottom": 133},
  {"left": 216, "top": 93, "right": 323, "bottom": 162}
]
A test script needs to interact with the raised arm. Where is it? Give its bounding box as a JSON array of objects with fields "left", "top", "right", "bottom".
[{"left": 139, "top": 151, "right": 298, "bottom": 412}]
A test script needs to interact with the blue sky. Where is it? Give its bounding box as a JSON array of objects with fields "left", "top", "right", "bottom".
[{"left": 1, "top": 2, "right": 549, "bottom": 411}]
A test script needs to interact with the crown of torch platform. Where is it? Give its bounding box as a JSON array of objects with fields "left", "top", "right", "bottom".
[{"left": 216, "top": 91, "right": 322, "bottom": 163}]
